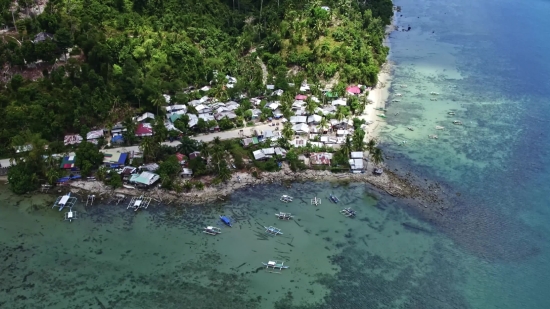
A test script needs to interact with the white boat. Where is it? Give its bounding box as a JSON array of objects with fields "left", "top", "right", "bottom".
[
  {"left": 262, "top": 260, "right": 289, "bottom": 273},
  {"left": 280, "top": 195, "right": 293, "bottom": 203},
  {"left": 203, "top": 226, "right": 222, "bottom": 235},
  {"left": 340, "top": 208, "right": 357, "bottom": 218},
  {"left": 275, "top": 212, "right": 293, "bottom": 220},
  {"left": 52, "top": 192, "right": 77, "bottom": 211},
  {"left": 264, "top": 226, "right": 283, "bottom": 235},
  {"left": 453, "top": 120, "right": 463, "bottom": 125},
  {"left": 123, "top": 184, "right": 135, "bottom": 189}
]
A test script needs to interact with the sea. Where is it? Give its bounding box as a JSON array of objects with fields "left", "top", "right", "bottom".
[{"left": 2, "top": 0, "right": 550, "bottom": 308}]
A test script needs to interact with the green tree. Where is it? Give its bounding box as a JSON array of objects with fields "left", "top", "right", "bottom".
[
  {"left": 140, "top": 137, "right": 159, "bottom": 162},
  {"left": 282, "top": 121, "right": 294, "bottom": 139},
  {"left": 371, "top": 147, "right": 384, "bottom": 167},
  {"left": 75, "top": 142, "right": 104, "bottom": 176},
  {"left": 109, "top": 173, "right": 123, "bottom": 189}
]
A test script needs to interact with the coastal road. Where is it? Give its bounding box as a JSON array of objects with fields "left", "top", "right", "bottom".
[{"left": 0, "top": 123, "right": 279, "bottom": 168}]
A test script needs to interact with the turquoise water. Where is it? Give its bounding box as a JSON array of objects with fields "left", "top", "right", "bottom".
[{"left": 3, "top": 0, "right": 550, "bottom": 308}]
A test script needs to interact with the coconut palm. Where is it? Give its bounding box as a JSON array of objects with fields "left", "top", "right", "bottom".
[
  {"left": 366, "top": 138, "right": 377, "bottom": 155},
  {"left": 140, "top": 137, "right": 159, "bottom": 162},
  {"left": 371, "top": 147, "right": 384, "bottom": 167},
  {"left": 282, "top": 121, "right": 294, "bottom": 140},
  {"left": 352, "top": 129, "right": 366, "bottom": 151},
  {"left": 340, "top": 136, "right": 352, "bottom": 158},
  {"left": 305, "top": 99, "right": 317, "bottom": 115},
  {"left": 318, "top": 117, "right": 329, "bottom": 133}
]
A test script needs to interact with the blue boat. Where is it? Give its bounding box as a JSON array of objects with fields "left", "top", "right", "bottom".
[
  {"left": 220, "top": 215, "right": 232, "bottom": 227},
  {"left": 329, "top": 194, "right": 339, "bottom": 203}
]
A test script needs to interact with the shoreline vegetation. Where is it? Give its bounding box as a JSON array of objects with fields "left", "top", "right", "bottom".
[{"left": 0, "top": 0, "right": 445, "bottom": 212}]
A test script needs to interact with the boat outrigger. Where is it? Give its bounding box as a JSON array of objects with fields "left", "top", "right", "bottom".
[
  {"left": 52, "top": 192, "right": 77, "bottom": 211},
  {"left": 311, "top": 197, "right": 321, "bottom": 206},
  {"left": 203, "top": 226, "right": 222, "bottom": 235},
  {"left": 280, "top": 195, "right": 293, "bottom": 203},
  {"left": 264, "top": 226, "right": 283, "bottom": 235},
  {"left": 64, "top": 210, "right": 78, "bottom": 222},
  {"left": 275, "top": 212, "right": 293, "bottom": 220},
  {"left": 340, "top": 208, "right": 357, "bottom": 218},
  {"left": 262, "top": 260, "right": 289, "bottom": 274},
  {"left": 329, "top": 194, "right": 339, "bottom": 203},
  {"left": 127, "top": 195, "right": 152, "bottom": 212},
  {"left": 220, "top": 215, "right": 232, "bottom": 227}
]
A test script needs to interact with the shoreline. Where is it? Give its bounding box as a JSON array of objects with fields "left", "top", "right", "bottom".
[{"left": 66, "top": 162, "right": 446, "bottom": 211}]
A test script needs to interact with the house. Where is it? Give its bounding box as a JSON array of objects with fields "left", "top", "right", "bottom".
[
  {"left": 241, "top": 137, "right": 259, "bottom": 147},
  {"left": 111, "top": 123, "right": 126, "bottom": 134},
  {"left": 59, "top": 155, "right": 77, "bottom": 169},
  {"left": 198, "top": 113, "right": 215, "bottom": 122},
  {"left": 14, "top": 144, "right": 32, "bottom": 153},
  {"left": 292, "top": 100, "right": 305, "bottom": 109},
  {"left": 310, "top": 152, "right": 333, "bottom": 166},
  {"left": 188, "top": 114, "right": 199, "bottom": 127},
  {"left": 336, "top": 129, "right": 349, "bottom": 137},
  {"left": 268, "top": 102, "right": 280, "bottom": 110},
  {"left": 165, "top": 104, "right": 187, "bottom": 113},
  {"left": 33, "top": 32, "right": 53, "bottom": 43},
  {"left": 292, "top": 138, "right": 307, "bottom": 147},
  {"left": 64, "top": 134, "right": 83, "bottom": 146},
  {"left": 103, "top": 151, "right": 128, "bottom": 168},
  {"left": 292, "top": 123, "right": 310, "bottom": 134},
  {"left": 266, "top": 84, "right": 275, "bottom": 90},
  {"left": 300, "top": 84, "right": 310, "bottom": 92},
  {"left": 226, "top": 101, "right": 240, "bottom": 110},
  {"left": 351, "top": 152, "right": 363, "bottom": 159},
  {"left": 250, "top": 109, "right": 262, "bottom": 119},
  {"left": 176, "top": 153, "right": 187, "bottom": 165},
  {"left": 135, "top": 123, "right": 153, "bottom": 137},
  {"left": 250, "top": 98, "right": 262, "bottom": 106},
  {"left": 214, "top": 112, "right": 237, "bottom": 121},
  {"left": 273, "top": 109, "right": 284, "bottom": 119},
  {"left": 189, "top": 151, "right": 202, "bottom": 160},
  {"left": 87, "top": 129, "right": 104, "bottom": 143},
  {"left": 274, "top": 147, "right": 287, "bottom": 157},
  {"left": 272, "top": 89, "right": 284, "bottom": 96},
  {"left": 332, "top": 99, "right": 347, "bottom": 106},
  {"left": 118, "top": 166, "right": 137, "bottom": 181},
  {"left": 180, "top": 168, "right": 193, "bottom": 178},
  {"left": 252, "top": 149, "right": 267, "bottom": 160},
  {"left": 135, "top": 112, "right": 155, "bottom": 123},
  {"left": 129, "top": 171, "right": 160, "bottom": 187},
  {"left": 252, "top": 147, "right": 286, "bottom": 160},
  {"left": 290, "top": 116, "right": 307, "bottom": 124},
  {"left": 307, "top": 115, "right": 322, "bottom": 124},
  {"left": 349, "top": 159, "right": 364, "bottom": 173}
]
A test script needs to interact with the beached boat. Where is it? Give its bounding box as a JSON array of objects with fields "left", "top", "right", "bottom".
[
  {"left": 452, "top": 120, "right": 463, "bottom": 125},
  {"left": 275, "top": 212, "right": 293, "bottom": 220},
  {"left": 262, "top": 260, "right": 289, "bottom": 273},
  {"left": 329, "top": 194, "right": 339, "bottom": 203},
  {"left": 220, "top": 215, "right": 232, "bottom": 227},
  {"left": 203, "top": 226, "right": 222, "bottom": 235},
  {"left": 340, "top": 208, "right": 357, "bottom": 218},
  {"left": 280, "top": 195, "right": 293, "bottom": 203},
  {"left": 264, "top": 226, "right": 283, "bottom": 235},
  {"left": 127, "top": 195, "right": 152, "bottom": 211},
  {"left": 373, "top": 168, "right": 384, "bottom": 175},
  {"left": 377, "top": 114, "right": 387, "bottom": 118}
]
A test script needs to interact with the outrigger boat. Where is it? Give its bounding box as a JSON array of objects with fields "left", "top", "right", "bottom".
[
  {"left": 430, "top": 92, "right": 440, "bottom": 95},
  {"left": 280, "top": 195, "right": 293, "bottom": 203},
  {"left": 203, "top": 226, "right": 222, "bottom": 235},
  {"left": 377, "top": 114, "right": 387, "bottom": 118},
  {"left": 448, "top": 112, "right": 456, "bottom": 115},
  {"left": 264, "top": 226, "right": 283, "bottom": 235},
  {"left": 275, "top": 212, "right": 293, "bottom": 220},
  {"left": 64, "top": 210, "right": 78, "bottom": 222},
  {"left": 52, "top": 192, "right": 77, "bottom": 211},
  {"left": 262, "top": 260, "right": 289, "bottom": 274},
  {"left": 220, "top": 215, "right": 232, "bottom": 227},
  {"left": 407, "top": 127, "right": 414, "bottom": 131},
  {"left": 329, "top": 194, "right": 339, "bottom": 203},
  {"left": 340, "top": 208, "right": 357, "bottom": 218},
  {"left": 452, "top": 120, "right": 463, "bottom": 125}
]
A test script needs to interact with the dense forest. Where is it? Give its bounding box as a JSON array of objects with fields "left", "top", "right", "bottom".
[{"left": 0, "top": 0, "right": 392, "bottom": 155}]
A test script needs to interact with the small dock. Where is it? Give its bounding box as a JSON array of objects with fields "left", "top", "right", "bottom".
[
  {"left": 127, "top": 195, "right": 152, "bottom": 211},
  {"left": 52, "top": 193, "right": 78, "bottom": 211},
  {"left": 311, "top": 197, "right": 321, "bottom": 206},
  {"left": 86, "top": 195, "right": 95, "bottom": 207}
]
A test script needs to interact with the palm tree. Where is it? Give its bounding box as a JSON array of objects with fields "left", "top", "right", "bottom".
[
  {"left": 340, "top": 136, "right": 352, "bottom": 158},
  {"left": 352, "top": 129, "right": 366, "bottom": 151},
  {"left": 366, "top": 138, "right": 377, "bottom": 155},
  {"left": 45, "top": 168, "right": 61, "bottom": 185},
  {"left": 318, "top": 117, "right": 329, "bottom": 133},
  {"left": 282, "top": 121, "right": 294, "bottom": 140},
  {"left": 151, "top": 95, "right": 164, "bottom": 115},
  {"left": 178, "top": 136, "right": 198, "bottom": 155},
  {"left": 305, "top": 99, "right": 317, "bottom": 115},
  {"left": 371, "top": 147, "right": 384, "bottom": 167},
  {"left": 140, "top": 137, "right": 158, "bottom": 162}
]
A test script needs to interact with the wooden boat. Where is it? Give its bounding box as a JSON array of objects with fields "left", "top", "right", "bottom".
[
  {"left": 452, "top": 120, "right": 463, "bottom": 125},
  {"left": 377, "top": 114, "right": 387, "bottom": 118},
  {"left": 275, "top": 212, "right": 293, "bottom": 220},
  {"left": 340, "top": 208, "right": 357, "bottom": 218},
  {"left": 435, "top": 126, "right": 445, "bottom": 130},
  {"left": 52, "top": 192, "right": 77, "bottom": 211},
  {"left": 429, "top": 135, "right": 438, "bottom": 139},
  {"left": 220, "top": 215, "right": 232, "bottom": 227},
  {"left": 262, "top": 260, "right": 289, "bottom": 273},
  {"left": 264, "top": 226, "right": 283, "bottom": 235},
  {"left": 329, "top": 194, "right": 339, "bottom": 203},
  {"left": 407, "top": 127, "right": 414, "bottom": 131},
  {"left": 203, "top": 226, "right": 222, "bottom": 235},
  {"left": 448, "top": 112, "right": 456, "bottom": 115}
]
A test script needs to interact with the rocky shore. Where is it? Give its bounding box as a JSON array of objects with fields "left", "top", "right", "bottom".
[{"left": 67, "top": 163, "right": 446, "bottom": 211}]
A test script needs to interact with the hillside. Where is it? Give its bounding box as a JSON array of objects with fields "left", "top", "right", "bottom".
[{"left": 0, "top": 0, "right": 393, "bottom": 156}]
